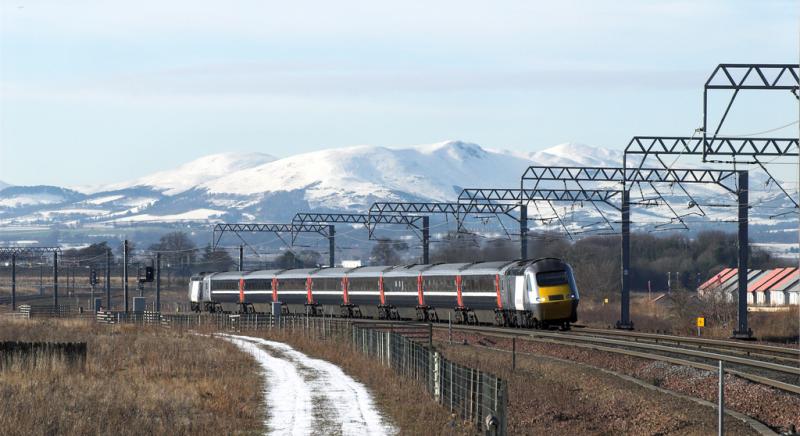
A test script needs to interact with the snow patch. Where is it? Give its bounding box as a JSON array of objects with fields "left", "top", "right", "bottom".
[
  {"left": 219, "top": 334, "right": 395, "bottom": 436},
  {"left": 106, "top": 208, "right": 225, "bottom": 223},
  {"left": 0, "top": 193, "right": 67, "bottom": 208}
]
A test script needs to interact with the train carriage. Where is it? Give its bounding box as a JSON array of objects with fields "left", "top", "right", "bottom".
[{"left": 190, "top": 258, "right": 579, "bottom": 328}]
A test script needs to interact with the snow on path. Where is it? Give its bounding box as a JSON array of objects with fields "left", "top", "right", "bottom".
[
  {"left": 219, "top": 334, "right": 396, "bottom": 436},
  {"left": 221, "top": 335, "right": 313, "bottom": 435}
]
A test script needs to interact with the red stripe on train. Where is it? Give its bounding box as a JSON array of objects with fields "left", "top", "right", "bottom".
[
  {"left": 417, "top": 274, "right": 424, "bottom": 306},
  {"left": 379, "top": 276, "right": 386, "bottom": 305},
  {"left": 342, "top": 276, "right": 350, "bottom": 305},
  {"left": 306, "top": 276, "right": 314, "bottom": 304},
  {"left": 456, "top": 275, "right": 464, "bottom": 308},
  {"left": 495, "top": 274, "right": 502, "bottom": 309}
]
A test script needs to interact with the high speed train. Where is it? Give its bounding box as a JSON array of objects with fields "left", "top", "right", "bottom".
[{"left": 189, "top": 258, "right": 579, "bottom": 328}]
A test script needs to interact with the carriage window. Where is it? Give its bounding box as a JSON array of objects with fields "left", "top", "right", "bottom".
[{"left": 536, "top": 271, "right": 568, "bottom": 286}]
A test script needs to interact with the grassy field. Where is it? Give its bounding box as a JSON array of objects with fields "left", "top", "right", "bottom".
[
  {"left": 437, "top": 341, "right": 758, "bottom": 435},
  {"left": 579, "top": 295, "right": 800, "bottom": 343},
  {"left": 0, "top": 318, "right": 264, "bottom": 436}
]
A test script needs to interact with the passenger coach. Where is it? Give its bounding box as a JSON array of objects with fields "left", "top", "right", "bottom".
[{"left": 189, "top": 258, "right": 579, "bottom": 328}]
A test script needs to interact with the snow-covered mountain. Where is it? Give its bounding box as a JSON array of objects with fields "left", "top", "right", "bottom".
[
  {"left": 81, "top": 151, "right": 277, "bottom": 195},
  {"left": 0, "top": 140, "right": 796, "bottom": 243}
]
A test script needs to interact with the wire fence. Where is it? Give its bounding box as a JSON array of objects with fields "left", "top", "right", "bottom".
[{"left": 352, "top": 322, "right": 508, "bottom": 435}]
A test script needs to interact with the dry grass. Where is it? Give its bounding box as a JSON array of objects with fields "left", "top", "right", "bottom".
[
  {"left": 578, "top": 296, "right": 674, "bottom": 332},
  {"left": 437, "top": 342, "right": 757, "bottom": 436},
  {"left": 579, "top": 295, "right": 800, "bottom": 343},
  {"left": 0, "top": 318, "right": 264, "bottom": 436},
  {"left": 244, "top": 328, "right": 473, "bottom": 436}
]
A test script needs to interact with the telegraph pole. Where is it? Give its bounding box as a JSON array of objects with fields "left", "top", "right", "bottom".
[
  {"left": 422, "top": 217, "right": 430, "bottom": 264},
  {"left": 519, "top": 204, "right": 528, "bottom": 259},
  {"left": 105, "top": 249, "right": 111, "bottom": 310},
  {"left": 53, "top": 251, "right": 58, "bottom": 307},
  {"left": 156, "top": 253, "right": 161, "bottom": 312},
  {"left": 238, "top": 245, "right": 244, "bottom": 272},
  {"left": 10, "top": 253, "right": 16, "bottom": 311},
  {"left": 123, "top": 239, "right": 129, "bottom": 312},
  {"left": 328, "top": 225, "right": 335, "bottom": 267}
]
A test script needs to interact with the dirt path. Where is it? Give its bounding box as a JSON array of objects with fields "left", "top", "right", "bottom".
[{"left": 219, "top": 334, "right": 395, "bottom": 436}]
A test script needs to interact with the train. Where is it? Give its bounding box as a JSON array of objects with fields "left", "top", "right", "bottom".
[{"left": 189, "top": 258, "right": 579, "bottom": 328}]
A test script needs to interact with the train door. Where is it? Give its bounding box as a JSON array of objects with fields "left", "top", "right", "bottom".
[
  {"left": 203, "top": 276, "right": 213, "bottom": 301},
  {"left": 514, "top": 275, "right": 526, "bottom": 310}
]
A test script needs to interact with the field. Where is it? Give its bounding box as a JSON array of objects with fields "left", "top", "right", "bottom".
[
  {"left": 438, "top": 339, "right": 761, "bottom": 435},
  {"left": 0, "top": 318, "right": 264, "bottom": 436},
  {"left": 578, "top": 294, "right": 800, "bottom": 343}
]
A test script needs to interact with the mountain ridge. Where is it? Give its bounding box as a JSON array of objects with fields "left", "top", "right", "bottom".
[{"left": 0, "top": 140, "right": 795, "bottom": 245}]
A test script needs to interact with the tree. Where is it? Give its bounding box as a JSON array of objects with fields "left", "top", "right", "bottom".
[
  {"left": 201, "top": 244, "right": 235, "bottom": 271},
  {"left": 148, "top": 231, "right": 197, "bottom": 283},
  {"left": 63, "top": 242, "right": 115, "bottom": 266},
  {"left": 370, "top": 239, "right": 409, "bottom": 265},
  {"left": 273, "top": 249, "right": 321, "bottom": 268}
]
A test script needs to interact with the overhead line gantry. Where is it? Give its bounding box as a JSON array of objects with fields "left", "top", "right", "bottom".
[
  {"left": 212, "top": 223, "right": 336, "bottom": 267},
  {"left": 0, "top": 247, "right": 62, "bottom": 310},
  {"left": 522, "top": 165, "right": 739, "bottom": 330},
  {"left": 368, "top": 202, "right": 519, "bottom": 263}
]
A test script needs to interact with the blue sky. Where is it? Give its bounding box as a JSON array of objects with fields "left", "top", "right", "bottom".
[{"left": 0, "top": 0, "right": 797, "bottom": 186}]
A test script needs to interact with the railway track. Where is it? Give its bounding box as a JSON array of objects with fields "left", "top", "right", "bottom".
[
  {"left": 433, "top": 322, "right": 800, "bottom": 395},
  {"left": 571, "top": 327, "right": 800, "bottom": 363},
  {"left": 350, "top": 318, "right": 800, "bottom": 396}
]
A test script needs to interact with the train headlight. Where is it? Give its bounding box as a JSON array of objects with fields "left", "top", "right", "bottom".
[{"left": 569, "top": 293, "right": 576, "bottom": 299}]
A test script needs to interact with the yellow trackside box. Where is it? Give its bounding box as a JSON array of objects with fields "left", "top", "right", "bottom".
[{"left": 696, "top": 317, "right": 705, "bottom": 327}]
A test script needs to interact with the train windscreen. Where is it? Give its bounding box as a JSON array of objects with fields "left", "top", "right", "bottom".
[{"left": 536, "top": 271, "right": 568, "bottom": 287}]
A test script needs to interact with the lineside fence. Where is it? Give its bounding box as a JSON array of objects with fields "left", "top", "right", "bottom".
[
  {"left": 352, "top": 322, "right": 508, "bottom": 435},
  {"left": 4, "top": 308, "right": 508, "bottom": 435}
]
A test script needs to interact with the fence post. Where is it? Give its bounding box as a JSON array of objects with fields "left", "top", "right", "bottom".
[
  {"left": 448, "top": 312, "right": 452, "bottom": 344},
  {"left": 428, "top": 323, "right": 433, "bottom": 349},
  {"left": 512, "top": 337, "right": 516, "bottom": 371},
  {"left": 718, "top": 360, "right": 724, "bottom": 436},
  {"left": 434, "top": 351, "right": 441, "bottom": 403}
]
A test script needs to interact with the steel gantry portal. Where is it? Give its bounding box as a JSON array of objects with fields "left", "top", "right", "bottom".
[
  {"left": 702, "top": 64, "right": 799, "bottom": 161},
  {"left": 514, "top": 166, "right": 739, "bottom": 330},
  {"left": 368, "top": 202, "right": 519, "bottom": 263},
  {"left": 212, "top": 223, "right": 336, "bottom": 267},
  {"left": 0, "top": 247, "right": 62, "bottom": 310},
  {"left": 624, "top": 136, "right": 799, "bottom": 339},
  {"left": 292, "top": 212, "right": 427, "bottom": 262}
]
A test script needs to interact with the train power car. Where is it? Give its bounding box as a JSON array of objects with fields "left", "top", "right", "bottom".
[{"left": 189, "top": 258, "right": 579, "bottom": 328}]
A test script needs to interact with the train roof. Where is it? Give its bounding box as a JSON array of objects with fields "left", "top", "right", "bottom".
[
  {"left": 422, "top": 261, "right": 517, "bottom": 275},
  {"left": 205, "top": 258, "right": 570, "bottom": 279},
  {"left": 382, "top": 264, "right": 436, "bottom": 277},
  {"left": 311, "top": 267, "right": 356, "bottom": 277},
  {"left": 527, "top": 258, "right": 570, "bottom": 273},
  {"left": 208, "top": 271, "right": 246, "bottom": 280},
  {"left": 345, "top": 265, "right": 396, "bottom": 277},
  {"left": 244, "top": 269, "right": 285, "bottom": 279},
  {"left": 276, "top": 268, "right": 322, "bottom": 279}
]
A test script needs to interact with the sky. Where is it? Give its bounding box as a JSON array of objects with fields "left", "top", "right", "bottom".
[{"left": 0, "top": 0, "right": 797, "bottom": 186}]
